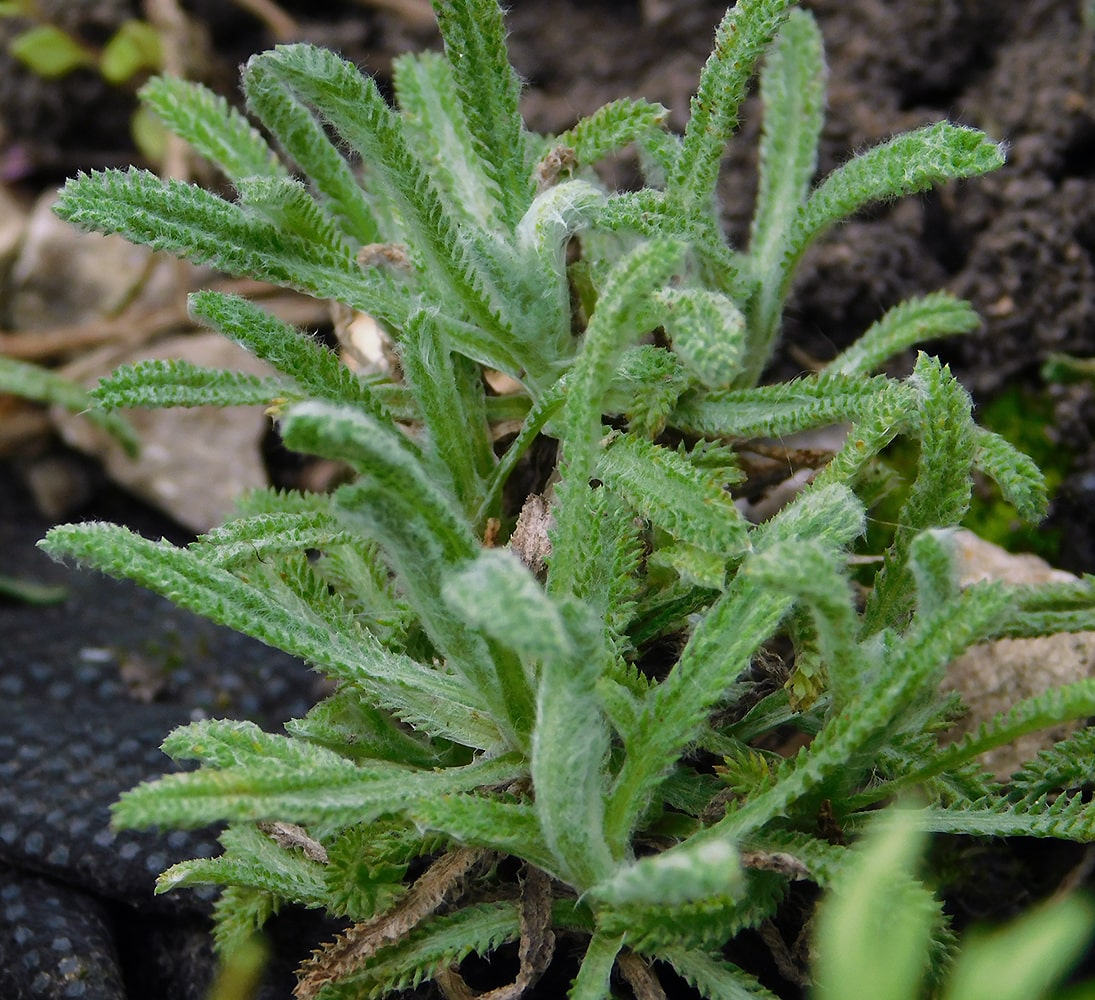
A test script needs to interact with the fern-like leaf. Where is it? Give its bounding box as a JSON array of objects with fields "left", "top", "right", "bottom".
[
  {"left": 669, "top": 0, "right": 795, "bottom": 215},
  {"left": 39, "top": 522, "right": 501, "bottom": 748},
  {"left": 564, "top": 487, "right": 645, "bottom": 651},
  {"left": 322, "top": 821, "right": 428, "bottom": 922},
  {"left": 140, "top": 74, "right": 288, "bottom": 184},
  {"left": 398, "top": 310, "right": 494, "bottom": 521},
  {"left": 242, "top": 53, "right": 383, "bottom": 244},
  {"left": 157, "top": 821, "right": 327, "bottom": 904},
  {"left": 865, "top": 678, "right": 1095, "bottom": 804},
  {"left": 281, "top": 402, "right": 536, "bottom": 743},
  {"left": 785, "top": 123, "right": 1004, "bottom": 291},
  {"left": 306, "top": 902, "right": 522, "bottom": 1000},
  {"left": 862, "top": 792, "right": 1095, "bottom": 841},
  {"left": 652, "top": 286, "right": 746, "bottom": 389},
  {"left": 286, "top": 691, "right": 449, "bottom": 771},
  {"left": 113, "top": 745, "right": 526, "bottom": 830},
  {"left": 598, "top": 433, "right": 750, "bottom": 566},
  {"left": 447, "top": 549, "right": 615, "bottom": 887},
  {"left": 408, "top": 795, "right": 560, "bottom": 877},
  {"left": 662, "top": 947, "right": 782, "bottom": 1000},
  {"left": 606, "top": 572, "right": 792, "bottom": 847},
  {"left": 606, "top": 485, "right": 866, "bottom": 850},
  {"left": 430, "top": 0, "right": 530, "bottom": 227},
  {"left": 672, "top": 373, "right": 913, "bottom": 439},
  {"left": 192, "top": 510, "right": 349, "bottom": 568},
  {"left": 211, "top": 885, "right": 277, "bottom": 958},
  {"left": 556, "top": 97, "right": 673, "bottom": 174},
  {"left": 863, "top": 354, "right": 976, "bottom": 634},
  {"left": 247, "top": 44, "right": 517, "bottom": 369},
  {"left": 745, "top": 8, "right": 826, "bottom": 379},
  {"left": 600, "top": 870, "right": 787, "bottom": 954},
  {"left": 514, "top": 179, "right": 607, "bottom": 360},
  {"left": 54, "top": 168, "right": 404, "bottom": 321},
  {"left": 971, "top": 426, "right": 1048, "bottom": 524},
  {"left": 189, "top": 291, "right": 392, "bottom": 414},
  {"left": 746, "top": 538, "right": 865, "bottom": 714},
  {"left": 1009, "top": 727, "right": 1095, "bottom": 803},
  {"left": 550, "top": 238, "right": 683, "bottom": 595},
  {"left": 92, "top": 358, "right": 289, "bottom": 410},
  {"left": 393, "top": 51, "right": 503, "bottom": 230},
  {"left": 710, "top": 579, "right": 1013, "bottom": 843},
  {"left": 827, "top": 292, "right": 980, "bottom": 377}
]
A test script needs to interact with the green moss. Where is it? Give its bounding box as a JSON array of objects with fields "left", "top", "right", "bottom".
[{"left": 963, "top": 388, "right": 1068, "bottom": 560}]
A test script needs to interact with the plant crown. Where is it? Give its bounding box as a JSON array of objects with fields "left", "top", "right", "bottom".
[{"left": 42, "top": 0, "right": 1095, "bottom": 996}]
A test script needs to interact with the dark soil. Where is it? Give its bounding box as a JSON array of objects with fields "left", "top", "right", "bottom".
[{"left": 2, "top": 1, "right": 1095, "bottom": 997}]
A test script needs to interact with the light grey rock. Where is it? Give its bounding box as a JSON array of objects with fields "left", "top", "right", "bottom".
[
  {"left": 941, "top": 530, "right": 1095, "bottom": 780},
  {"left": 8, "top": 190, "right": 177, "bottom": 331}
]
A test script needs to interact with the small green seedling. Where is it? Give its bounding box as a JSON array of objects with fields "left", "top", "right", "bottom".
[
  {"left": 3, "top": 4, "right": 164, "bottom": 157},
  {"left": 4, "top": 9, "right": 162, "bottom": 84}
]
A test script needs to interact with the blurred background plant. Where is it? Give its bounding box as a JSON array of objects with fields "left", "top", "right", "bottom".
[{"left": 1, "top": 0, "right": 165, "bottom": 157}]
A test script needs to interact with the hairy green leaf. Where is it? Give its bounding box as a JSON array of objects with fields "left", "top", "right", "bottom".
[
  {"left": 556, "top": 97, "right": 673, "bottom": 176},
  {"left": 310, "top": 902, "right": 522, "bottom": 1000},
  {"left": 827, "top": 292, "right": 980, "bottom": 378},
  {"left": 745, "top": 8, "right": 826, "bottom": 379},
  {"left": 943, "top": 896, "right": 1095, "bottom": 1000},
  {"left": 813, "top": 809, "right": 937, "bottom": 1000},
  {"left": 158, "top": 821, "right": 327, "bottom": 904},
  {"left": 662, "top": 948, "right": 781, "bottom": 1000},
  {"left": 409, "top": 795, "right": 559, "bottom": 876},
  {"left": 863, "top": 354, "right": 976, "bottom": 633},
  {"left": 39, "top": 523, "right": 500, "bottom": 748},
  {"left": 550, "top": 238, "right": 683, "bottom": 598},
  {"left": 670, "top": 0, "right": 795, "bottom": 215},
  {"left": 54, "top": 169, "right": 404, "bottom": 321},
  {"left": 38, "top": 4, "right": 1093, "bottom": 996},
  {"left": 280, "top": 403, "right": 535, "bottom": 742},
  {"left": 1009, "top": 726, "right": 1095, "bottom": 804},
  {"left": 971, "top": 426, "right": 1048, "bottom": 524},
  {"left": 140, "top": 75, "right": 288, "bottom": 183},
  {"left": 672, "top": 373, "right": 912, "bottom": 439},
  {"left": 856, "top": 791, "right": 1095, "bottom": 842},
  {"left": 211, "top": 886, "right": 277, "bottom": 958},
  {"left": 569, "top": 930, "right": 626, "bottom": 1000},
  {"left": 242, "top": 52, "right": 382, "bottom": 244},
  {"left": 514, "top": 179, "right": 607, "bottom": 359},
  {"left": 247, "top": 44, "right": 521, "bottom": 372},
  {"left": 653, "top": 286, "right": 746, "bottom": 389},
  {"left": 189, "top": 291, "right": 392, "bottom": 415},
  {"left": 114, "top": 747, "right": 526, "bottom": 830},
  {"left": 398, "top": 310, "right": 494, "bottom": 521},
  {"left": 430, "top": 0, "right": 529, "bottom": 226},
  {"left": 787, "top": 124, "right": 1004, "bottom": 288},
  {"left": 598, "top": 434, "right": 750, "bottom": 565},
  {"left": 393, "top": 50, "right": 503, "bottom": 229},
  {"left": 92, "top": 358, "right": 289, "bottom": 410},
  {"left": 589, "top": 839, "right": 743, "bottom": 908},
  {"left": 870, "top": 677, "right": 1095, "bottom": 804},
  {"left": 710, "top": 579, "right": 1012, "bottom": 843}
]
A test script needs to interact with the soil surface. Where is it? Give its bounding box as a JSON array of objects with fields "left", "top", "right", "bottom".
[{"left": 2, "top": 1, "right": 1095, "bottom": 997}]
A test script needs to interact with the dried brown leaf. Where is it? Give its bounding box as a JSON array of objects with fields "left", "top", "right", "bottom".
[{"left": 294, "top": 847, "right": 487, "bottom": 1000}]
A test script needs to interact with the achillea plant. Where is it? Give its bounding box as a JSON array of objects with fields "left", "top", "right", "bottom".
[{"left": 42, "top": 0, "right": 1095, "bottom": 996}]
